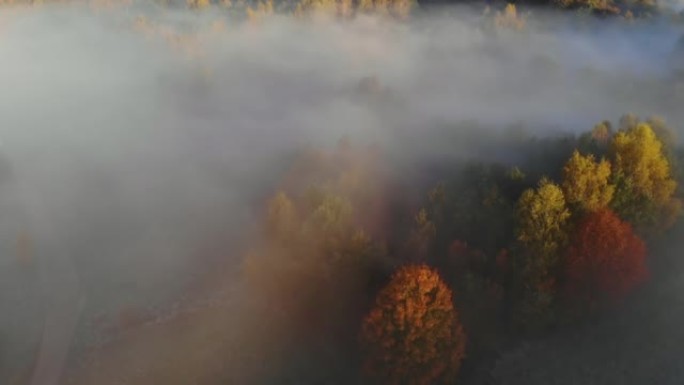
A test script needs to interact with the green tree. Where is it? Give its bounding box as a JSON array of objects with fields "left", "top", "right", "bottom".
[{"left": 424, "top": 163, "right": 523, "bottom": 258}]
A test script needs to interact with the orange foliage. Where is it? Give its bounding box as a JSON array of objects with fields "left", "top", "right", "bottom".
[
  {"left": 564, "top": 209, "right": 648, "bottom": 307},
  {"left": 360, "top": 264, "right": 466, "bottom": 385}
]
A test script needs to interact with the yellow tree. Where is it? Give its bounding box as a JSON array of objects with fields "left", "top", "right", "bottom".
[
  {"left": 356, "top": 0, "right": 414, "bottom": 18},
  {"left": 561, "top": 150, "right": 614, "bottom": 212},
  {"left": 517, "top": 178, "right": 571, "bottom": 259},
  {"left": 515, "top": 178, "right": 571, "bottom": 330},
  {"left": 360, "top": 264, "right": 466, "bottom": 385},
  {"left": 610, "top": 122, "right": 679, "bottom": 228},
  {"left": 494, "top": 4, "right": 526, "bottom": 31}
]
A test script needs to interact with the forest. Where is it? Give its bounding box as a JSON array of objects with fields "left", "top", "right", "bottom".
[{"left": 2, "top": 0, "right": 684, "bottom": 384}]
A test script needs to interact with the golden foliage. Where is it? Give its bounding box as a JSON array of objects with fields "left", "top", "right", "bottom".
[
  {"left": 246, "top": 0, "right": 274, "bottom": 23},
  {"left": 515, "top": 178, "right": 570, "bottom": 330},
  {"left": 562, "top": 150, "right": 615, "bottom": 212},
  {"left": 187, "top": 0, "right": 210, "bottom": 9},
  {"left": 360, "top": 264, "right": 466, "bottom": 385},
  {"left": 294, "top": 0, "right": 353, "bottom": 19},
  {"left": 611, "top": 122, "right": 676, "bottom": 206},
  {"left": 554, "top": 0, "right": 619, "bottom": 14},
  {"left": 494, "top": 4, "right": 525, "bottom": 31},
  {"left": 603, "top": 116, "right": 681, "bottom": 231},
  {"left": 516, "top": 178, "right": 571, "bottom": 259},
  {"left": 293, "top": 0, "right": 412, "bottom": 19}
]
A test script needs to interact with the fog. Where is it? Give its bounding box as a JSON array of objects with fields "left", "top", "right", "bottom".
[{"left": 1, "top": 3, "right": 684, "bottom": 384}]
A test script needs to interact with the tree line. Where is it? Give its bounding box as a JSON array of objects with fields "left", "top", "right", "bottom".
[{"left": 242, "top": 114, "right": 681, "bottom": 384}]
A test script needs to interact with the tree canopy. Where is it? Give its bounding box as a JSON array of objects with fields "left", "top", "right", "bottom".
[
  {"left": 562, "top": 150, "right": 615, "bottom": 212},
  {"left": 360, "top": 264, "right": 466, "bottom": 385},
  {"left": 514, "top": 178, "right": 571, "bottom": 330},
  {"left": 610, "top": 122, "right": 679, "bottom": 229},
  {"left": 564, "top": 209, "right": 648, "bottom": 309}
]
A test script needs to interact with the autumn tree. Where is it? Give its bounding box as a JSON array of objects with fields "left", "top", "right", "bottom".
[
  {"left": 294, "top": 0, "right": 353, "bottom": 18},
  {"left": 553, "top": 0, "right": 620, "bottom": 14},
  {"left": 493, "top": 4, "right": 526, "bottom": 31},
  {"left": 610, "top": 122, "right": 679, "bottom": 230},
  {"left": 514, "top": 178, "right": 571, "bottom": 330},
  {"left": 561, "top": 150, "right": 614, "bottom": 212},
  {"left": 564, "top": 209, "right": 648, "bottom": 311},
  {"left": 357, "top": 0, "right": 414, "bottom": 19},
  {"left": 360, "top": 264, "right": 466, "bottom": 385},
  {"left": 246, "top": 0, "right": 274, "bottom": 23},
  {"left": 517, "top": 178, "right": 571, "bottom": 263}
]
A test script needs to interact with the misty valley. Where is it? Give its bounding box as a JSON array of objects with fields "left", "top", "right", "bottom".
[{"left": 2, "top": 0, "right": 684, "bottom": 384}]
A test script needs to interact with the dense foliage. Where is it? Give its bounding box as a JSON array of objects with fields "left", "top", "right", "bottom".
[
  {"left": 241, "top": 114, "right": 682, "bottom": 383},
  {"left": 564, "top": 208, "right": 648, "bottom": 310},
  {"left": 360, "top": 265, "right": 466, "bottom": 385}
]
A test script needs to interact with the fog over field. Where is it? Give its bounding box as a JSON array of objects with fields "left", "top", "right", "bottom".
[{"left": 1, "top": 3, "right": 684, "bottom": 384}]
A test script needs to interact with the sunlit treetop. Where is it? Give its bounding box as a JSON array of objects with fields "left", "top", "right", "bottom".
[
  {"left": 562, "top": 150, "right": 614, "bottom": 212},
  {"left": 516, "top": 177, "right": 571, "bottom": 259},
  {"left": 565, "top": 208, "right": 648, "bottom": 307},
  {"left": 360, "top": 264, "right": 466, "bottom": 385},
  {"left": 611, "top": 122, "right": 676, "bottom": 206}
]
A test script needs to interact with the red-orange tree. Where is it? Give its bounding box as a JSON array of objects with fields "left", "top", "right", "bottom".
[
  {"left": 564, "top": 209, "right": 648, "bottom": 308},
  {"left": 360, "top": 264, "right": 466, "bottom": 385}
]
